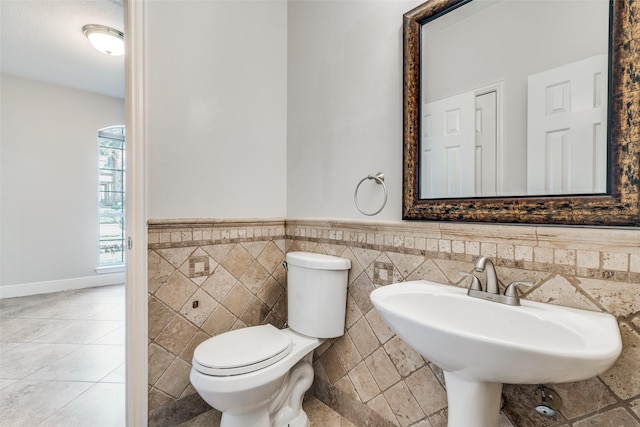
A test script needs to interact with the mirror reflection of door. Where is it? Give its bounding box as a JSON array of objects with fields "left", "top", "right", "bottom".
[
  {"left": 419, "top": 0, "right": 610, "bottom": 200},
  {"left": 475, "top": 90, "right": 497, "bottom": 197},
  {"left": 421, "top": 91, "right": 474, "bottom": 198},
  {"left": 420, "top": 87, "right": 499, "bottom": 199},
  {"left": 526, "top": 54, "right": 608, "bottom": 195}
]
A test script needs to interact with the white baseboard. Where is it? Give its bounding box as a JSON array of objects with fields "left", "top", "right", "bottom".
[{"left": 0, "top": 272, "right": 126, "bottom": 299}]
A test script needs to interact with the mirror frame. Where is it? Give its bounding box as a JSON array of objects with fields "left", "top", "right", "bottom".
[{"left": 403, "top": 0, "right": 640, "bottom": 226}]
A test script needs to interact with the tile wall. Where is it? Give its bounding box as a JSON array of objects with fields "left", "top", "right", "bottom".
[
  {"left": 147, "top": 218, "right": 640, "bottom": 427},
  {"left": 147, "top": 219, "right": 288, "bottom": 426}
]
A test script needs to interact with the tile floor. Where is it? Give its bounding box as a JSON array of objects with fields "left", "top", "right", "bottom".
[
  {"left": 177, "top": 396, "right": 357, "bottom": 427},
  {"left": 0, "top": 284, "right": 126, "bottom": 427},
  {"left": 0, "top": 284, "right": 354, "bottom": 427}
]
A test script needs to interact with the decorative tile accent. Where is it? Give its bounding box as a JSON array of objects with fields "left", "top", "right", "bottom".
[
  {"left": 602, "top": 252, "right": 629, "bottom": 272},
  {"left": 373, "top": 261, "right": 394, "bottom": 286},
  {"left": 188, "top": 255, "right": 210, "bottom": 278}
]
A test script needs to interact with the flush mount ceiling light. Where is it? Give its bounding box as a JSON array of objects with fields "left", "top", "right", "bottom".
[{"left": 82, "top": 24, "right": 124, "bottom": 56}]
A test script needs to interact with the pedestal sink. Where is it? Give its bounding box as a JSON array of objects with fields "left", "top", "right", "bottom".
[{"left": 370, "top": 280, "right": 622, "bottom": 427}]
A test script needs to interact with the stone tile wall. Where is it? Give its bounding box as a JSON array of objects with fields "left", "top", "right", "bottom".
[
  {"left": 147, "top": 219, "right": 288, "bottom": 425},
  {"left": 147, "top": 218, "right": 640, "bottom": 426},
  {"left": 288, "top": 219, "right": 639, "bottom": 427}
]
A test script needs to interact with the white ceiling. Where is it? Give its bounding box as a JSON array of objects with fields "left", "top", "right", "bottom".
[{"left": 1, "top": 0, "right": 125, "bottom": 99}]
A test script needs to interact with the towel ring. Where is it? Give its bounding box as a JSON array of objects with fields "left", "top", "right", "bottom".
[{"left": 354, "top": 173, "right": 388, "bottom": 216}]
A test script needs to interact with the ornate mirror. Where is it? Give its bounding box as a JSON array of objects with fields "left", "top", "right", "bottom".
[{"left": 403, "top": 0, "right": 639, "bottom": 226}]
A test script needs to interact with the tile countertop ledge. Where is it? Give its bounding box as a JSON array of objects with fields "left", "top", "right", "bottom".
[{"left": 147, "top": 218, "right": 286, "bottom": 229}]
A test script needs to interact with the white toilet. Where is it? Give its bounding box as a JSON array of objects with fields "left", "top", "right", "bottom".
[{"left": 190, "top": 251, "right": 351, "bottom": 427}]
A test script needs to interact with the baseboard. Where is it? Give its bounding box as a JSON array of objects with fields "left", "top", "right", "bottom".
[{"left": 0, "top": 272, "right": 126, "bottom": 299}]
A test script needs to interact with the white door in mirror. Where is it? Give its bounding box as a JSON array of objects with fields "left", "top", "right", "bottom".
[{"left": 527, "top": 54, "right": 608, "bottom": 195}]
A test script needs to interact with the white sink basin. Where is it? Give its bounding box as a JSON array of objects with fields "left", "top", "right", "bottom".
[{"left": 370, "top": 280, "right": 622, "bottom": 427}]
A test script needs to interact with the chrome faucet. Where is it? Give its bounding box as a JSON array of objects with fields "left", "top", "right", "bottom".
[
  {"left": 460, "top": 257, "right": 534, "bottom": 306},
  {"left": 474, "top": 256, "right": 499, "bottom": 294}
]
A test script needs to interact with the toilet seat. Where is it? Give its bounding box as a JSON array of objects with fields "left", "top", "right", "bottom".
[{"left": 192, "top": 324, "right": 293, "bottom": 376}]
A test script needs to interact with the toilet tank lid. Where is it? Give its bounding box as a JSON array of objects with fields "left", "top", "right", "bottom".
[{"left": 286, "top": 252, "right": 351, "bottom": 270}]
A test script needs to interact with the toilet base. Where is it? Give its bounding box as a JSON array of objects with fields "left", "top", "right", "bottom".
[
  {"left": 218, "top": 353, "right": 314, "bottom": 427},
  {"left": 281, "top": 411, "right": 308, "bottom": 427},
  {"left": 221, "top": 410, "right": 271, "bottom": 427},
  {"left": 220, "top": 409, "right": 309, "bottom": 427}
]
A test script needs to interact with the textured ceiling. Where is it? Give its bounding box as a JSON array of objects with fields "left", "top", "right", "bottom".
[{"left": 1, "top": 0, "right": 125, "bottom": 99}]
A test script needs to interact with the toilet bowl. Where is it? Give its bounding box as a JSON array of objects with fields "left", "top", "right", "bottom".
[{"left": 190, "top": 252, "right": 351, "bottom": 427}]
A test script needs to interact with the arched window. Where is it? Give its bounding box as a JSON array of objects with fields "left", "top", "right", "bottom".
[{"left": 98, "top": 126, "right": 125, "bottom": 266}]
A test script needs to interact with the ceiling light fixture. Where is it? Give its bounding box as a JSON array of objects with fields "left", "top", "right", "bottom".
[{"left": 82, "top": 24, "right": 124, "bottom": 56}]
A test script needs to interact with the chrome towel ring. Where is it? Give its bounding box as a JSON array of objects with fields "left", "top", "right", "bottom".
[{"left": 354, "top": 172, "right": 388, "bottom": 216}]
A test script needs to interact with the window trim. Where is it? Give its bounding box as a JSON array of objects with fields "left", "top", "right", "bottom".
[{"left": 97, "top": 125, "right": 126, "bottom": 268}]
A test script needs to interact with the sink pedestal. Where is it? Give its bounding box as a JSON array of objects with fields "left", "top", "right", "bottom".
[{"left": 443, "top": 372, "right": 502, "bottom": 427}]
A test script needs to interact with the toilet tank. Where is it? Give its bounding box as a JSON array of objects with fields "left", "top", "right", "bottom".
[{"left": 286, "top": 252, "right": 351, "bottom": 338}]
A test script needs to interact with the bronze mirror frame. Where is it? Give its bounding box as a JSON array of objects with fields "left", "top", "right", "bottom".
[{"left": 403, "top": 0, "right": 639, "bottom": 226}]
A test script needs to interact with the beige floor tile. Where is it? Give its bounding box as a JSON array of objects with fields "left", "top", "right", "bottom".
[
  {"left": 1, "top": 285, "right": 126, "bottom": 426},
  {"left": 39, "top": 382, "right": 125, "bottom": 427},
  {"left": 89, "top": 303, "right": 126, "bottom": 321},
  {"left": 92, "top": 324, "right": 126, "bottom": 345},
  {"left": 0, "top": 342, "right": 81, "bottom": 379},
  {"left": 67, "top": 285, "right": 125, "bottom": 304},
  {"left": 0, "top": 379, "right": 17, "bottom": 391},
  {"left": 0, "top": 293, "right": 65, "bottom": 318},
  {"left": 0, "top": 317, "right": 72, "bottom": 342},
  {"left": 100, "top": 363, "right": 126, "bottom": 383},
  {"left": 6, "top": 300, "right": 118, "bottom": 320},
  {"left": 0, "top": 284, "right": 355, "bottom": 427},
  {"left": 33, "top": 319, "right": 123, "bottom": 344},
  {"left": 26, "top": 344, "right": 124, "bottom": 382},
  {"left": 0, "top": 380, "right": 92, "bottom": 427}
]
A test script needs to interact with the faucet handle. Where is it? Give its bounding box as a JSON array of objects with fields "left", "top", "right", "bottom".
[
  {"left": 504, "top": 281, "right": 533, "bottom": 297},
  {"left": 459, "top": 271, "right": 482, "bottom": 291}
]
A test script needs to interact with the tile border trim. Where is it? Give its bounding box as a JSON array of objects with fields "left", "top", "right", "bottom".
[{"left": 148, "top": 218, "right": 640, "bottom": 283}]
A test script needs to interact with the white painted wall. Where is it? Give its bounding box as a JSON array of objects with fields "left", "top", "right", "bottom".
[
  {"left": 1, "top": 73, "right": 125, "bottom": 289},
  {"left": 146, "top": 0, "right": 287, "bottom": 219},
  {"left": 287, "top": 0, "right": 422, "bottom": 220}
]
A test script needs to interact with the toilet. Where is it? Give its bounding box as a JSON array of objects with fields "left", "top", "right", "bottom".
[{"left": 190, "top": 251, "right": 351, "bottom": 427}]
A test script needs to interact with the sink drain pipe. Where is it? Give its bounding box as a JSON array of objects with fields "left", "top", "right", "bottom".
[{"left": 534, "top": 385, "right": 562, "bottom": 417}]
